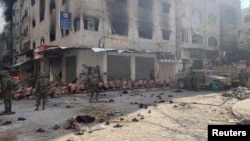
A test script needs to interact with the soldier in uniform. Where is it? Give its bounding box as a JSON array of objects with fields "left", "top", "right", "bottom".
[
  {"left": 89, "top": 67, "right": 100, "bottom": 103},
  {"left": 35, "top": 72, "right": 50, "bottom": 111},
  {"left": 185, "top": 75, "right": 192, "bottom": 91},
  {"left": 0, "top": 70, "right": 16, "bottom": 115}
]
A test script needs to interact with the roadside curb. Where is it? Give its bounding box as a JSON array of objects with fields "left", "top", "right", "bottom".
[{"left": 231, "top": 98, "right": 250, "bottom": 123}]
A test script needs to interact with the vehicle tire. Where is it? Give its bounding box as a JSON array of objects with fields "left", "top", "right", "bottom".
[{"left": 177, "top": 79, "right": 186, "bottom": 89}]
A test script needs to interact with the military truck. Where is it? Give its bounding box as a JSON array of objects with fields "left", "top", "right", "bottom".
[
  {"left": 212, "top": 65, "right": 250, "bottom": 87},
  {"left": 175, "top": 69, "right": 232, "bottom": 89}
]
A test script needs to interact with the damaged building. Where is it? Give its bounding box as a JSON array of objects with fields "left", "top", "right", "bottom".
[
  {"left": 11, "top": 0, "right": 177, "bottom": 83},
  {"left": 240, "top": 7, "right": 250, "bottom": 50},
  {"left": 9, "top": 0, "right": 242, "bottom": 83},
  {"left": 176, "top": 0, "right": 241, "bottom": 70}
]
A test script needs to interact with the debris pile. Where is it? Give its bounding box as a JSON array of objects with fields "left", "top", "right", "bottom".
[{"left": 222, "top": 86, "right": 250, "bottom": 100}]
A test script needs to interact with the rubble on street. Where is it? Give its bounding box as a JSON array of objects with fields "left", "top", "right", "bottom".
[{"left": 0, "top": 88, "right": 249, "bottom": 141}]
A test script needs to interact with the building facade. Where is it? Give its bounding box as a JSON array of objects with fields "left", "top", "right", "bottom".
[
  {"left": 10, "top": 0, "right": 242, "bottom": 83},
  {"left": 12, "top": 0, "right": 177, "bottom": 83},
  {"left": 176, "top": 0, "right": 241, "bottom": 70},
  {"left": 240, "top": 7, "right": 250, "bottom": 50},
  {"left": 219, "top": 0, "right": 241, "bottom": 63}
]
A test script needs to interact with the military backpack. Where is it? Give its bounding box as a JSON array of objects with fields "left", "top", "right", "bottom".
[{"left": 7, "top": 78, "right": 19, "bottom": 91}]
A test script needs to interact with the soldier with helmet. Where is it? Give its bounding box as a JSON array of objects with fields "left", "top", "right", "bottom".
[
  {"left": 35, "top": 72, "right": 50, "bottom": 110},
  {"left": 89, "top": 66, "right": 100, "bottom": 103},
  {"left": 0, "top": 70, "right": 18, "bottom": 115}
]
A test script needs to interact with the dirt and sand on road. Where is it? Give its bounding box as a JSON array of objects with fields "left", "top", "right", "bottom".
[{"left": 0, "top": 88, "right": 242, "bottom": 141}]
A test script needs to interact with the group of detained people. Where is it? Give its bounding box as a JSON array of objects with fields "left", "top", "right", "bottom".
[{"left": 12, "top": 67, "right": 173, "bottom": 105}]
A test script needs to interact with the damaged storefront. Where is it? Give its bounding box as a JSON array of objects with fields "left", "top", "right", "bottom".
[
  {"left": 37, "top": 46, "right": 178, "bottom": 84},
  {"left": 12, "top": 50, "right": 35, "bottom": 83}
]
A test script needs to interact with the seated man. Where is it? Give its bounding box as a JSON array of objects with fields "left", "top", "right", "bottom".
[
  {"left": 61, "top": 83, "right": 69, "bottom": 96},
  {"left": 149, "top": 80, "right": 155, "bottom": 88},
  {"left": 108, "top": 79, "right": 115, "bottom": 91},
  {"left": 165, "top": 77, "right": 172, "bottom": 88},
  {"left": 115, "top": 79, "right": 122, "bottom": 90},
  {"left": 132, "top": 80, "right": 138, "bottom": 89},
  {"left": 138, "top": 79, "right": 144, "bottom": 88},
  {"left": 13, "top": 85, "right": 26, "bottom": 100},
  {"left": 79, "top": 82, "right": 89, "bottom": 93},
  {"left": 49, "top": 84, "right": 61, "bottom": 98},
  {"left": 68, "top": 83, "right": 78, "bottom": 94},
  {"left": 127, "top": 80, "right": 132, "bottom": 90},
  {"left": 25, "top": 87, "right": 34, "bottom": 99},
  {"left": 67, "top": 78, "right": 78, "bottom": 94},
  {"left": 122, "top": 80, "right": 128, "bottom": 90},
  {"left": 103, "top": 81, "right": 109, "bottom": 91}
]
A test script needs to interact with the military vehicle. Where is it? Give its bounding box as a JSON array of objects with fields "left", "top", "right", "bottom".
[{"left": 175, "top": 69, "right": 232, "bottom": 89}]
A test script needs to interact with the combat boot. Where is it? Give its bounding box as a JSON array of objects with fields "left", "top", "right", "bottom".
[
  {"left": 8, "top": 107, "right": 15, "bottom": 114},
  {"left": 0, "top": 111, "right": 8, "bottom": 116}
]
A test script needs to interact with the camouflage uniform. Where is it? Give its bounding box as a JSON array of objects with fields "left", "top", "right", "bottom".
[
  {"left": 0, "top": 71, "right": 15, "bottom": 115},
  {"left": 35, "top": 72, "right": 50, "bottom": 110},
  {"left": 89, "top": 70, "right": 100, "bottom": 103}
]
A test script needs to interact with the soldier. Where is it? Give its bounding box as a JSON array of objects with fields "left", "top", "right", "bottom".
[
  {"left": 35, "top": 72, "right": 50, "bottom": 111},
  {"left": 89, "top": 67, "right": 100, "bottom": 103},
  {"left": 0, "top": 70, "right": 18, "bottom": 115},
  {"left": 185, "top": 75, "right": 192, "bottom": 91}
]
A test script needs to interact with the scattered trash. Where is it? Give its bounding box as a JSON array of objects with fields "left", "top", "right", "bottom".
[
  {"left": 67, "top": 137, "right": 74, "bottom": 141},
  {"left": 114, "top": 124, "right": 123, "bottom": 128},
  {"left": 105, "top": 121, "right": 110, "bottom": 125},
  {"left": 79, "top": 126, "right": 89, "bottom": 132},
  {"left": 36, "top": 128, "right": 45, "bottom": 133},
  {"left": 75, "top": 115, "right": 95, "bottom": 123},
  {"left": 168, "top": 94, "right": 174, "bottom": 97},
  {"left": 2, "top": 121, "right": 11, "bottom": 125},
  {"left": 148, "top": 110, "right": 151, "bottom": 113},
  {"left": 18, "top": 117, "right": 26, "bottom": 121},
  {"left": 123, "top": 90, "right": 128, "bottom": 94},
  {"left": 159, "top": 100, "right": 165, "bottom": 103},
  {"left": 132, "top": 118, "right": 139, "bottom": 122},
  {"left": 173, "top": 89, "right": 182, "bottom": 92},
  {"left": 75, "top": 130, "right": 84, "bottom": 135},
  {"left": 53, "top": 125, "right": 60, "bottom": 130}
]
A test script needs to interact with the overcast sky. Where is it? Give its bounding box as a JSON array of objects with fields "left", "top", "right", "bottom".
[{"left": 0, "top": 1, "right": 249, "bottom": 33}]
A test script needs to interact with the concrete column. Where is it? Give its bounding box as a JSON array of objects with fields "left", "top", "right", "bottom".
[
  {"left": 130, "top": 54, "right": 135, "bottom": 80},
  {"left": 102, "top": 53, "right": 107, "bottom": 81}
]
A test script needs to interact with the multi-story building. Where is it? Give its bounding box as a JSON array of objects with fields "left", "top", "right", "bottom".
[
  {"left": 219, "top": 0, "right": 241, "bottom": 63},
  {"left": 176, "top": 0, "right": 241, "bottom": 70},
  {"left": 176, "top": 0, "right": 221, "bottom": 70},
  {"left": 12, "top": 0, "right": 177, "bottom": 83},
  {"left": 240, "top": 7, "right": 250, "bottom": 50}
]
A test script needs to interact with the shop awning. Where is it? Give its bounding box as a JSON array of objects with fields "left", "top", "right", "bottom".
[
  {"left": 91, "top": 47, "right": 115, "bottom": 52},
  {"left": 12, "top": 62, "right": 25, "bottom": 67}
]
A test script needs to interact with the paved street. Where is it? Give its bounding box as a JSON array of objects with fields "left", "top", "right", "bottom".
[{"left": 0, "top": 88, "right": 246, "bottom": 141}]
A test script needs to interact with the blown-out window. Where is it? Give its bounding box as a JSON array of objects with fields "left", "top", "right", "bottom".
[
  {"left": 162, "top": 29, "right": 171, "bottom": 40},
  {"left": 162, "top": 2, "right": 171, "bottom": 13},
  {"left": 84, "top": 17, "right": 99, "bottom": 31},
  {"left": 208, "top": 37, "right": 217, "bottom": 47},
  {"left": 111, "top": 21, "right": 128, "bottom": 36},
  {"left": 74, "top": 18, "right": 80, "bottom": 32},
  {"left": 61, "top": 29, "right": 69, "bottom": 37},
  {"left": 192, "top": 34, "right": 203, "bottom": 45}
]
